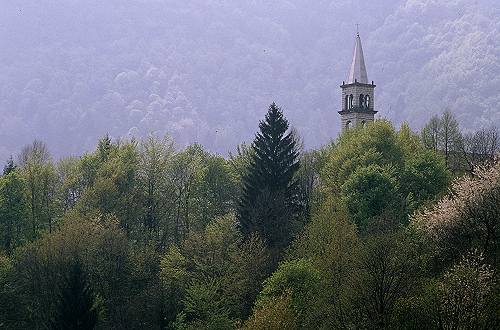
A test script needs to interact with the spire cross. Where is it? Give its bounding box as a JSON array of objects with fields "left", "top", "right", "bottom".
[{"left": 356, "top": 23, "right": 359, "bottom": 36}]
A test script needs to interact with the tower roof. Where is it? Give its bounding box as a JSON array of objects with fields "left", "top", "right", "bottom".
[{"left": 346, "top": 33, "right": 368, "bottom": 84}]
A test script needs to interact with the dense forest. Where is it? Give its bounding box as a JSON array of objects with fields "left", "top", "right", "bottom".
[
  {"left": 1, "top": 103, "right": 499, "bottom": 329},
  {"left": 1, "top": 0, "right": 499, "bottom": 162}
]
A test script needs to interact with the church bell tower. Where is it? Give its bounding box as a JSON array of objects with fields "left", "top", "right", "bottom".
[{"left": 338, "top": 32, "right": 376, "bottom": 130}]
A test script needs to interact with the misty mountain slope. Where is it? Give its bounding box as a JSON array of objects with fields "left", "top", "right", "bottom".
[
  {"left": 370, "top": 0, "right": 500, "bottom": 129},
  {"left": 0, "top": 0, "right": 498, "bottom": 162}
]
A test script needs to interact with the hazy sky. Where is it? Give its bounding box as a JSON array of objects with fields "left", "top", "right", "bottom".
[{"left": 0, "top": 0, "right": 498, "bottom": 162}]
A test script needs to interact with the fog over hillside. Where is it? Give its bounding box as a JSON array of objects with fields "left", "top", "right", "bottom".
[{"left": 0, "top": 0, "right": 498, "bottom": 161}]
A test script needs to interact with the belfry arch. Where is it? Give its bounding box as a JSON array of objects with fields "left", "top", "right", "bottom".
[{"left": 338, "top": 31, "right": 377, "bottom": 131}]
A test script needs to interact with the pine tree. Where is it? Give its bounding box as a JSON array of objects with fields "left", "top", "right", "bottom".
[
  {"left": 238, "top": 103, "right": 300, "bottom": 255},
  {"left": 97, "top": 134, "right": 113, "bottom": 162},
  {"left": 51, "top": 261, "right": 99, "bottom": 330},
  {"left": 3, "top": 156, "right": 16, "bottom": 175}
]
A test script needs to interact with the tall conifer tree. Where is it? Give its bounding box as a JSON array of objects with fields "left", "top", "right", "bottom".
[
  {"left": 238, "top": 103, "right": 300, "bottom": 255},
  {"left": 51, "top": 261, "right": 99, "bottom": 330},
  {"left": 3, "top": 156, "right": 16, "bottom": 175}
]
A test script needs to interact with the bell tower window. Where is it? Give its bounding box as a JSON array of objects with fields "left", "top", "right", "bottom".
[{"left": 339, "top": 31, "right": 376, "bottom": 131}]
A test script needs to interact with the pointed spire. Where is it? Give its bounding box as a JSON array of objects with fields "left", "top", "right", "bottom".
[{"left": 346, "top": 32, "right": 368, "bottom": 84}]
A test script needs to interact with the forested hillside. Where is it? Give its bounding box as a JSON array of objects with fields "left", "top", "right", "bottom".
[
  {"left": 1, "top": 103, "right": 499, "bottom": 329},
  {"left": 1, "top": 0, "right": 499, "bottom": 162}
]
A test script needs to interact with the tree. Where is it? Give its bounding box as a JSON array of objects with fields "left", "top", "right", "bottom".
[
  {"left": 78, "top": 141, "right": 141, "bottom": 235},
  {"left": 137, "top": 134, "right": 176, "bottom": 246},
  {"left": 438, "top": 251, "right": 496, "bottom": 329},
  {"left": 197, "top": 155, "right": 238, "bottom": 227},
  {"left": 0, "top": 253, "right": 27, "bottom": 329},
  {"left": 168, "top": 144, "right": 208, "bottom": 243},
  {"left": 341, "top": 164, "right": 403, "bottom": 231},
  {"left": 2, "top": 156, "right": 16, "bottom": 176},
  {"left": 0, "top": 170, "right": 29, "bottom": 254},
  {"left": 322, "top": 120, "right": 404, "bottom": 195},
  {"left": 172, "top": 280, "right": 234, "bottom": 330},
  {"left": 421, "top": 115, "right": 441, "bottom": 152},
  {"left": 242, "top": 293, "right": 297, "bottom": 330},
  {"left": 12, "top": 214, "right": 163, "bottom": 329},
  {"left": 295, "top": 150, "right": 323, "bottom": 226},
  {"left": 96, "top": 134, "right": 115, "bottom": 162},
  {"left": 322, "top": 121, "right": 449, "bottom": 228},
  {"left": 228, "top": 142, "right": 254, "bottom": 191},
  {"left": 238, "top": 103, "right": 300, "bottom": 257},
  {"left": 399, "top": 122, "right": 450, "bottom": 211},
  {"left": 288, "top": 202, "right": 360, "bottom": 329},
  {"left": 461, "top": 127, "right": 499, "bottom": 173},
  {"left": 160, "top": 215, "right": 270, "bottom": 326},
  {"left": 57, "top": 157, "right": 84, "bottom": 212},
  {"left": 421, "top": 111, "right": 463, "bottom": 169},
  {"left": 401, "top": 150, "right": 450, "bottom": 211},
  {"left": 254, "top": 259, "right": 322, "bottom": 329},
  {"left": 50, "top": 261, "right": 100, "bottom": 330},
  {"left": 414, "top": 161, "right": 500, "bottom": 268},
  {"left": 439, "top": 111, "right": 463, "bottom": 168},
  {"left": 352, "top": 232, "right": 421, "bottom": 329},
  {"left": 18, "top": 140, "right": 58, "bottom": 237}
]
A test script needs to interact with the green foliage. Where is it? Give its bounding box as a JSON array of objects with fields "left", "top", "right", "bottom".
[
  {"left": 341, "top": 164, "right": 402, "bottom": 231},
  {"left": 75, "top": 135, "right": 238, "bottom": 248},
  {"left": 242, "top": 293, "right": 297, "bottom": 330},
  {"left": 421, "top": 111, "right": 463, "bottom": 170},
  {"left": 0, "top": 253, "right": 27, "bottom": 329},
  {"left": 294, "top": 150, "right": 324, "bottom": 226},
  {"left": 322, "top": 120, "right": 450, "bottom": 230},
  {"left": 438, "top": 250, "right": 496, "bottom": 329},
  {"left": 137, "top": 134, "right": 176, "bottom": 244},
  {"left": 56, "top": 156, "right": 84, "bottom": 212},
  {"left": 391, "top": 279, "right": 441, "bottom": 330},
  {"left": 198, "top": 155, "right": 238, "bottom": 225},
  {"left": 79, "top": 141, "right": 141, "bottom": 232},
  {"left": 238, "top": 103, "right": 301, "bottom": 254},
  {"left": 352, "top": 232, "right": 422, "bottom": 328},
  {"left": 50, "top": 261, "right": 100, "bottom": 330},
  {"left": 10, "top": 214, "right": 162, "bottom": 329},
  {"left": 2, "top": 156, "right": 16, "bottom": 175},
  {"left": 19, "top": 140, "right": 60, "bottom": 237},
  {"left": 228, "top": 142, "right": 254, "bottom": 190},
  {"left": 256, "top": 259, "right": 321, "bottom": 329},
  {"left": 0, "top": 170, "right": 29, "bottom": 254},
  {"left": 2, "top": 117, "right": 497, "bottom": 330},
  {"left": 322, "top": 120, "right": 403, "bottom": 193},
  {"left": 160, "top": 215, "right": 270, "bottom": 327},
  {"left": 290, "top": 201, "right": 429, "bottom": 329},
  {"left": 414, "top": 161, "right": 500, "bottom": 268},
  {"left": 400, "top": 148, "right": 449, "bottom": 210},
  {"left": 96, "top": 134, "right": 115, "bottom": 162},
  {"left": 421, "top": 115, "right": 441, "bottom": 151},
  {"left": 173, "top": 280, "right": 234, "bottom": 330},
  {"left": 288, "top": 202, "right": 360, "bottom": 328}
]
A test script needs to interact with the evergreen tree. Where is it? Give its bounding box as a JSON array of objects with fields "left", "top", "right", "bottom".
[
  {"left": 51, "top": 261, "right": 99, "bottom": 330},
  {"left": 238, "top": 103, "right": 300, "bottom": 255},
  {"left": 97, "top": 134, "right": 114, "bottom": 162},
  {"left": 0, "top": 171, "right": 29, "bottom": 254},
  {"left": 2, "top": 156, "right": 16, "bottom": 176}
]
